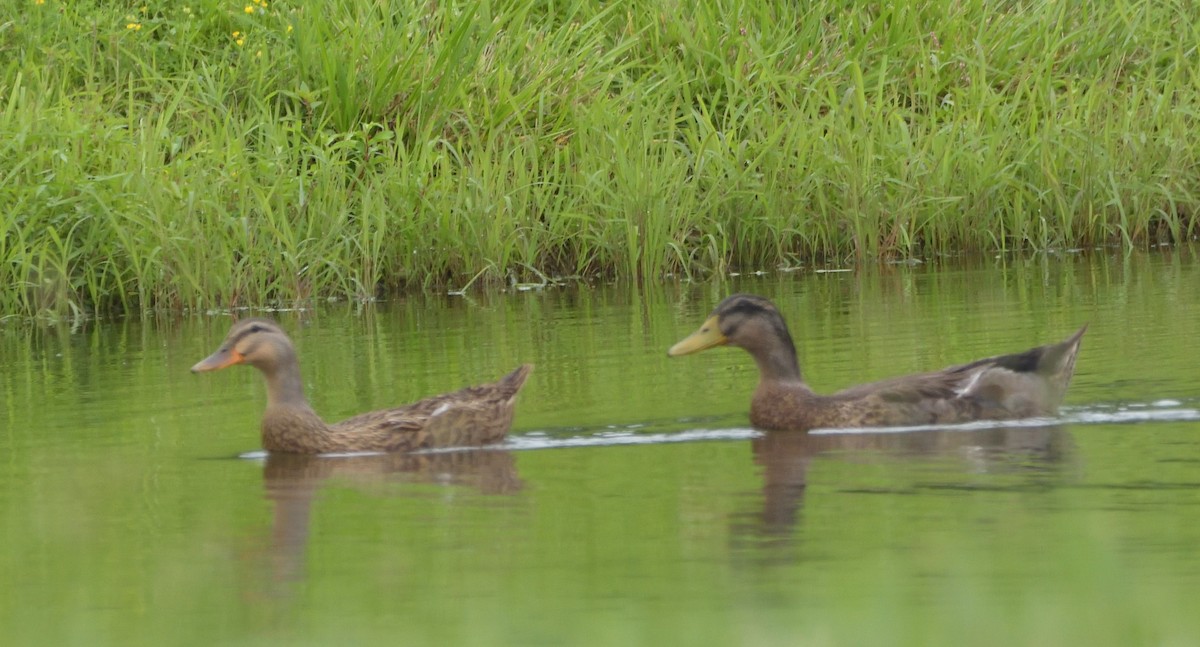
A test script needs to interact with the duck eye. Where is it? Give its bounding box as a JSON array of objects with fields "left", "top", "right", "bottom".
[{"left": 248, "top": 324, "right": 265, "bottom": 333}]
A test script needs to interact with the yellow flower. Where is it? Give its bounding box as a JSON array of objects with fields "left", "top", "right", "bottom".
[
  {"left": 126, "top": 22, "right": 142, "bottom": 30},
  {"left": 35, "top": 0, "right": 46, "bottom": 5},
  {"left": 286, "top": 24, "right": 293, "bottom": 33},
  {"left": 232, "top": 30, "right": 245, "bottom": 46},
  {"left": 244, "top": 5, "right": 254, "bottom": 14}
]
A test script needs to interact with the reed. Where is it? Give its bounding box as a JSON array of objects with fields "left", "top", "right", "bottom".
[{"left": 2, "top": 0, "right": 1198, "bottom": 318}]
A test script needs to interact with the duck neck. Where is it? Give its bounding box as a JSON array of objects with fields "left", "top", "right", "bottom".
[
  {"left": 263, "top": 355, "right": 311, "bottom": 409},
  {"left": 259, "top": 356, "right": 335, "bottom": 452},
  {"left": 748, "top": 331, "right": 806, "bottom": 386},
  {"left": 752, "top": 344, "right": 804, "bottom": 384}
]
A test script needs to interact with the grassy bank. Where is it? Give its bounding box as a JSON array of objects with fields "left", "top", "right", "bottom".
[{"left": 2, "top": 0, "right": 1198, "bottom": 318}]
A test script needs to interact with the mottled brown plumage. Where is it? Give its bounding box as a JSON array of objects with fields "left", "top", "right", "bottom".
[
  {"left": 669, "top": 294, "right": 1086, "bottom": 431},
  {"left": 192, "top": 318, "right": 532, "bottom": 453}
]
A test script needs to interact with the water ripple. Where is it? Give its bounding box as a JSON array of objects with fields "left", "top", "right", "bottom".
[
  {"left": 236, "top": 400, "right": 1198, "bottom": 458},
  {"left": 810, "top": 401, "right": 1200, "bottom": 436},
  {"left": 1064, "top": 401, "right": 1200, "bottom": 424},
  {"left": 495, "top": 427, "right": 761, "bottom": 451}
]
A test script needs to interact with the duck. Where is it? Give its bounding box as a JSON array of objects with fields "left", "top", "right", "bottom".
[
  {"left": 668, "top": 294, "right": 1086, "bottom": 431},
  {"left": 191, "top": 318, "right": 532, "bottom": 453}
]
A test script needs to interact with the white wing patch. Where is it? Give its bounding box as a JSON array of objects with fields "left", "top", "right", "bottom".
[
  {"left": 431, "top": 402, "right": 454, "bottom": 417},
  {"left": 955, "top": 368, "right": 987, "bottom": 397}
]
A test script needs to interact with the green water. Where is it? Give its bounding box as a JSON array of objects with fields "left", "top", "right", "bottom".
[{"left": 3, "top": 250, "right": 1200, "bottom": 646}]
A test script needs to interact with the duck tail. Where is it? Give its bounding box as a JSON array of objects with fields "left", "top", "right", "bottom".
[
  {"left": 1043, "top": 324, "right": 1087, "bottom": 385},
  {"left": 1018, "top": 324, "right": 1086, "bottom": 410},
  {"left": 497, "top": 364, "right": 534, "bottom": 399}
]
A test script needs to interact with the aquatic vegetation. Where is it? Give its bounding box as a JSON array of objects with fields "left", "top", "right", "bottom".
[{"left": 3, "top": 0, "right": 1199, "bottom": 318}]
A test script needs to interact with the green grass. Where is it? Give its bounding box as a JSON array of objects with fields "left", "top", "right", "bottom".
[{"left": 2, "top": 0, "right": 1198, "bottom": 318}]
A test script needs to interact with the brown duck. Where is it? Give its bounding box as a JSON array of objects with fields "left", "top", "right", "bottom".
[
  {"left": 192, "top": 318, "right": 532, "bottom": 453},
  {"left": 668, "top": 294, "right": 1086, "bottom": 431}
]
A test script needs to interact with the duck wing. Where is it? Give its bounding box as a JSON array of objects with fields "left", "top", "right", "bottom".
[
  {"left": 834, "top": 326, "right": 1087, "bottom": 425},
  {"left": 330, "top": 364, "right": 533, "bottom": 451}
]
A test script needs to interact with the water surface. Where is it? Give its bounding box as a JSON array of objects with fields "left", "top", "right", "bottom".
[{"left": 3, "top": 249, "right": 1200, "bottom": 645}]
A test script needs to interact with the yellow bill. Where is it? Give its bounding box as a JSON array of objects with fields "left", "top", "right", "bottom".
[{"left": 668, "top": 315, "right": 727, "bottom": 356}]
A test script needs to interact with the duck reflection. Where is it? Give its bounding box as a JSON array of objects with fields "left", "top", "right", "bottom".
[
  {"left": 261, "top": 449, "right": 522, "bottom": 584},
  {"left": 732, "top": 425, "right": 1074, "bottom": 559}
]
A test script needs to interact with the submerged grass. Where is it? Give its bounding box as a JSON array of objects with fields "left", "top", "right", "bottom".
[{"left": 2, "top": 0, "right": 1198, "bottom": 318}]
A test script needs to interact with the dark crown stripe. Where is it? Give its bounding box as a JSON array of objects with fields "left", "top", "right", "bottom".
[
  {"left": 230, "top": 319, "right": 279, "bottom": 344},
  {"left": 717, "top": 294, "right": 774, "bottom": 318}
]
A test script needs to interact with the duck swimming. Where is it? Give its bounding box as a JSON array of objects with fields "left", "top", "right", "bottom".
[
  {"left": 669, "top": 294, "right": 1085, "bottom": 431},
  {"left": 192, "top": 318, "right": 532, "bottom": 453}
]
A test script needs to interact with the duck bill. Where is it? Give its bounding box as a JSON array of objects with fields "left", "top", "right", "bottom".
[
  {"left": 191, "top": 347, "right": 245, "bottom": 373},
  {"left": 668, "top": 316, "right": 727, "bottom": 356}
]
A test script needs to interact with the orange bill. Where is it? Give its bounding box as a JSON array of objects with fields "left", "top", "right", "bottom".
[{"left": 190, "top": 347, "right": 245, "bottom": 373}]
